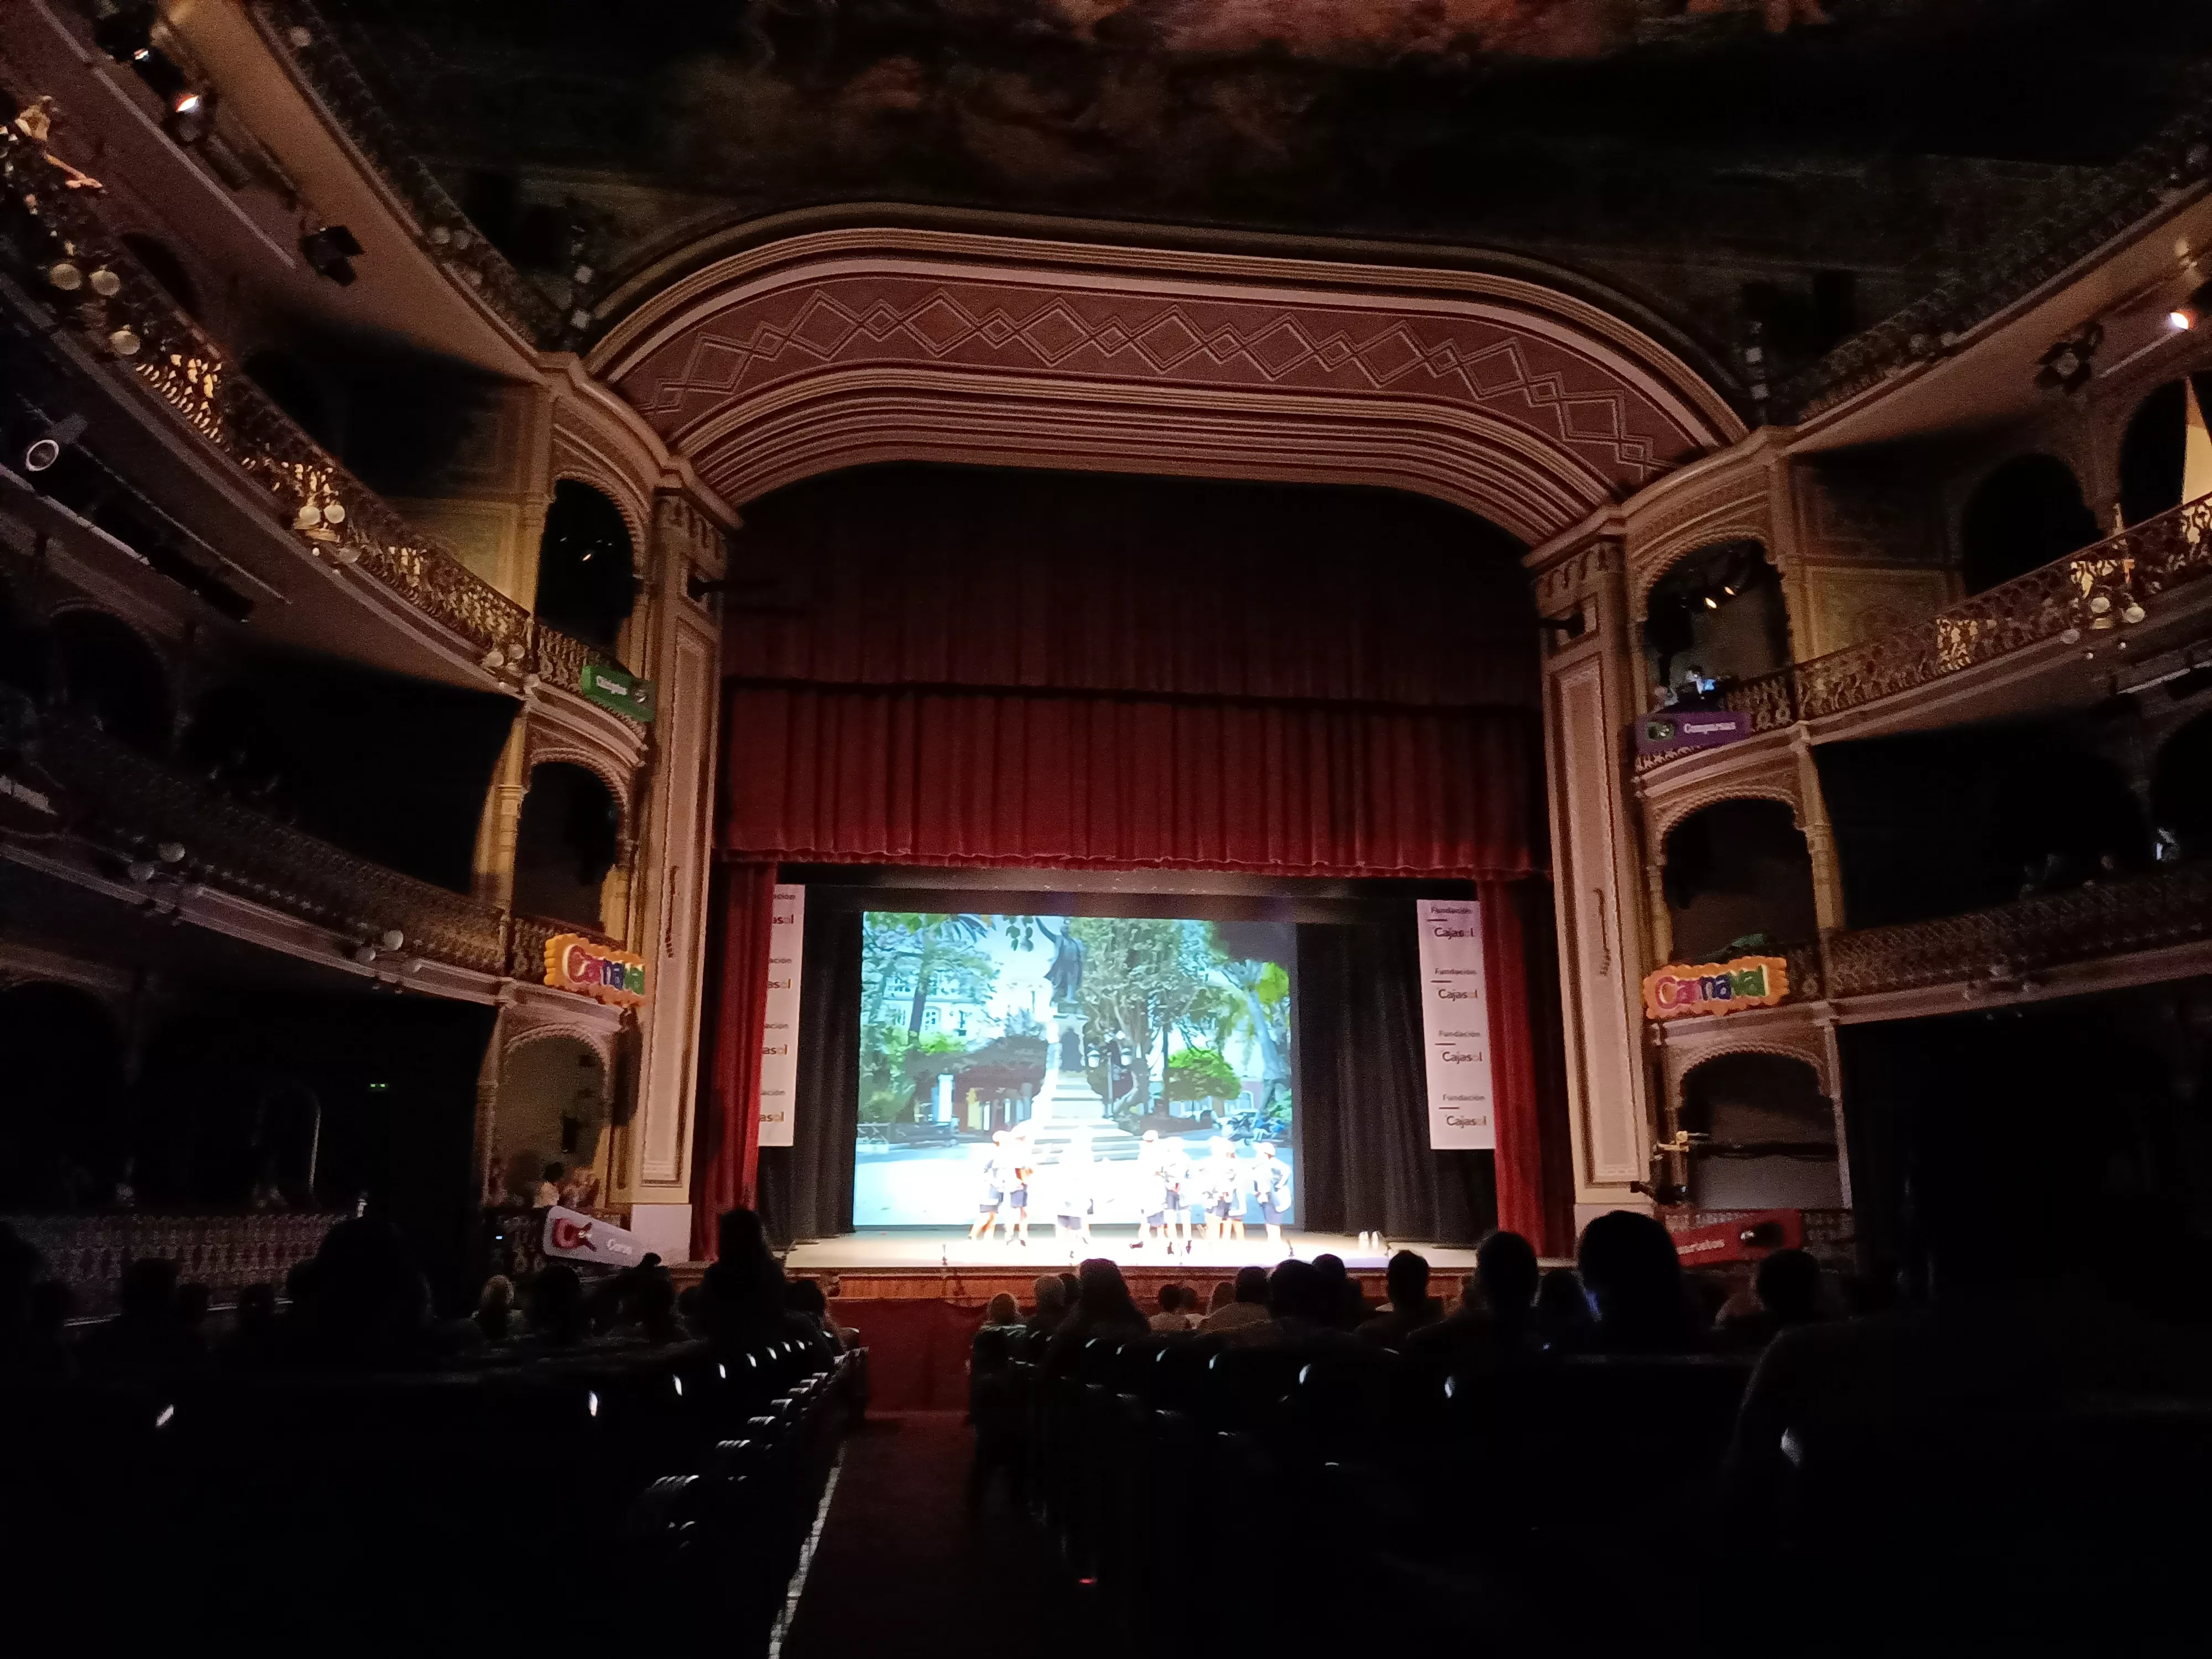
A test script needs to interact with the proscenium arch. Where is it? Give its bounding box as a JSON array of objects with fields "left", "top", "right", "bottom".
[{"left": 591, "top": 227, "right": 1744, "bottom": 546}]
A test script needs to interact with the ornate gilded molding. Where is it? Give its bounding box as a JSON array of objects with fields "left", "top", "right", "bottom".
[{"left": 594, "top": 231, "right": 1740, "bottom": 544}]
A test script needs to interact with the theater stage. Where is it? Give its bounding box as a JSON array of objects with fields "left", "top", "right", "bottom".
[{"left": 780, "top": 1228, "right": 1479, "bottom": 1302}]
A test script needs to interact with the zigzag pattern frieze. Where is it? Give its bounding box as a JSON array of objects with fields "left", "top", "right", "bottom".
[{"left": 634, "top": 283, "right": 1678, "bottom": 481}]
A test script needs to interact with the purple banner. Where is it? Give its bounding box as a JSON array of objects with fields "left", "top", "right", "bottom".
[{"left": 1635, "top": 708, "right": 1750, "bottom": 757}]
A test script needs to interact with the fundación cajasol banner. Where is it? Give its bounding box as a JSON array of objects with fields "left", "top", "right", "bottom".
[
  {"left": 1416, "top": 898, "right": 1495, "bottom": 1150},
  {"left": 757, "top": 884, "right": 806, "bottom": 1148}
]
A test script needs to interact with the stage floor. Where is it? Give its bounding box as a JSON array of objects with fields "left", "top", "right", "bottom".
[{"left": 784, "top": 1228, "right": 1479, "bottom": 1275}]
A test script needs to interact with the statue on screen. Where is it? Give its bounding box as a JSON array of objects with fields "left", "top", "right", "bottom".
[
  {"left": 1038, "top": 919, "right": 1088, "bottom": 1081},
  {"left": 1040, "top": 919, "right": 1085, "bottom": 1010}
]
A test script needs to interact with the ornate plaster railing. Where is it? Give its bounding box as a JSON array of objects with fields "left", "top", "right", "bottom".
[
  {"left": 1775, "top": 89, "right": 2212, "bottom": 422},
  {"left": 3, "top": 1212, "right": 346, "bottom": 1313},
  {"left": 1825, "top": 862, "right": 2212, "bottom": 1000},
  {"left": 1640, "top": 493, "right": 2212, "bottom": 779},
  {"left": 1796, "top": 492, "right": 2212, "bottom": 719},
  {"left": 508, "top": 911, "right": 623, "bottom": 984},
  {"left": 246, "top": 0, "right": 566, "bottom": 348},
  {"left": 15, "top": 697, "right": 511, "bottom": 976},
  {"left": 0, "top": 107, "right": 633, "bottom": 713}
]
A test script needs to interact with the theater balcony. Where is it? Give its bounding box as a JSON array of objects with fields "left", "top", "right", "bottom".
[
  {"left": 0, "top": 127, "right": 635, "bottom": 714},
  {"left": 0, "top": 685, "right": 625, "bottom": 1013}
]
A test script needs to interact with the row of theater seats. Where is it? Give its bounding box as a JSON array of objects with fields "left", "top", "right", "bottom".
[
  {"left": 2, "top": 1337, "right": 858, "bottom": 1651},
  {"left": 975, "top": 1322, "right": 2212, "bottom": 1655}
]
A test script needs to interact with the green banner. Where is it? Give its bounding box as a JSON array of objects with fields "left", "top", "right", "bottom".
[{"left": 580, "top": 660, "right": 655, "bottom": 722}]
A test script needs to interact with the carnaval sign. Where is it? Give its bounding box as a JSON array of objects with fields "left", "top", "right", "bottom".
[
  {"left": 542, "top": 1204, "right": 648, "bottom": 1267},
  {"left": 546, "top": 933, "right": 649, "bottom": 1007},
  {"left": 1642, "top": 954, "right": 1788, "bottom": 1021}
]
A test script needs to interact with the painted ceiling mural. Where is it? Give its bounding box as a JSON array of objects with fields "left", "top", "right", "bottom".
[{"left": 327, "top": 0, "right": 2203, "bottom": 375}]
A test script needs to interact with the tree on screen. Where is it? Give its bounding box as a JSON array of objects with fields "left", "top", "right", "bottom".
[
  {"left": 1208, "top": 943, "right": 1293, "bottom": 1129},
  {"left": 1067, "top": 917, "right": 1212, "bottom": 1112},
  {"left": 1166, "top": 1046, "right": 1240, "bottom": 1111}
]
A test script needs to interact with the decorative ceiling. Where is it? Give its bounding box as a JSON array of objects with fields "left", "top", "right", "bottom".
[{"left": 320, "top": 0, "right": 2210, "bottom": 377}]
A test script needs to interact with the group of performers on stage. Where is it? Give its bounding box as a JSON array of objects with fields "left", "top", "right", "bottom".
[{"left": 968, "top": 1126, "right": 1293, "bottom": 1256}]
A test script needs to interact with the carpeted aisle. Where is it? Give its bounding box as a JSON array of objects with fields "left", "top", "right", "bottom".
[{"left": 782, "top": 1412, "right": 1104, "bottom": 1659}]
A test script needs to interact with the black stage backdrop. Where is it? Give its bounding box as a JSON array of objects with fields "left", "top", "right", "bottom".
[
  {"left": 1297, "top": 918, "right": 1496, "bottom": 1246},
  {"left": 765, "top": 903, "right": 1508, "bottom": 1248},
  {"left": 758, "top": 907, "right": 862, "bottom": 1247}
]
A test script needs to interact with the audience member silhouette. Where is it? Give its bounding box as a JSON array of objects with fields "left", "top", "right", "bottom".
[
  {"left": 1024, "top": 1274, "right": 1067, "bottom": 1334},
  {"left": 1717, "top": 1248, "right": 1826, "bottom": 1350},
  {"left": 474, "top": 1274, "right": 515, "bottom": 1345},
  {"left": 80, "top": 1258, "right": 204, "bottom": 1379},
  {"left": 22, "top": 1277, "right": 76, "bottom": 1378},
  {"left": 222, "top": 1282, "right": 283, "bottom": 1370},
  {"left": 1577, "top": 1210, "right": 1701, "bottom": 1354},
  {"left": 525, "top": 1263, "right": 588, "bottom": 1347},
  {"left": 1148, "top": 1284, "right": 1194, "bottom": 1332},
  {"left": 1048, "top": 1258, "right": 1149, "bottom": 1363},
  {"left": 1311, "top": 1252, "right": 1365, "bottom": 1329},
  {"left": 786, "top": 1277, "right": 844, "bottom": 1348},
  {"left": 1533, "top": 1266, "right": 1592, "bottom": 1350},
  {"left": 983, "top": 1292, "right": 1020, "bottom": 1326},
  {"left": 698, "top": 1208, "right": 831, "bottom": 1357},
  {"left": 630, "top": 1268, "right": 684, "bottom": 1345},
  {"left": 1410, "top": 1230, "right": 1543, "bottom": 1373},
  {"left": 1360, "top": 1250, "right": 1444, "bottom": 1347},
  {"left": 1199, "top": 1265, "right": 1273, "bottom": 1334}
]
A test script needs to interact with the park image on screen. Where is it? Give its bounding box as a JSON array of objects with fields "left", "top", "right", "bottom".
[{"left": 855, "top": 913, "right": 1295, "bottom": 1229}]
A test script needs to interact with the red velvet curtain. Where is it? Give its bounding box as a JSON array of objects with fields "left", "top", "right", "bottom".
[
  {"left": 1482, "top": 879, "right": 1575, "bottom": 1258},
  {"left": 722, "top": 684, "right": 1539, "bottom": 878},
  {"left": 690, "top": 861, "right": 778, "bottom": 1262}
]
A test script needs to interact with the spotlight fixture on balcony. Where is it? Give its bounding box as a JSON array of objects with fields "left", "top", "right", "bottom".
[
  {"left": 163, "top": 87, "right": 215, "bottom": 148},
  {"left": 299, "top": 225, "right": 363, "bottom": 286},
  {"left": 2168, "top": 280, "right": 2212, "bottom": 334},
  {"left": 2034, "top": 325, "right": 2101, "bottom": 395},
  {"left": 23, "top": 413, "right": 87, "bottom": 473}
]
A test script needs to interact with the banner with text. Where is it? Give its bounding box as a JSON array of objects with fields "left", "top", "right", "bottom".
[
  {"left": 758, "top": 884, "right": 805, "bottom": 1148},
  {"left": 1417, "top": 898, "right": 1495, "bottom": 1149}
]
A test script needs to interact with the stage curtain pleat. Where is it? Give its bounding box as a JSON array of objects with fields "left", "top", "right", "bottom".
[
  {"left": 690, "top": 861, "right": 778, "bottom": 1262},
  {"left": 1296, "top": 920, "right": 1495, "bottom": 1246},
  {"left": 722, "top": 683, "right": 1541, "bottom": 879},
  {"left": 757, "top": 907, "right": 861, "bottom": 1248},
  {"left": 1483, "top": 879, "right": 1577, "bottom": 1258}
]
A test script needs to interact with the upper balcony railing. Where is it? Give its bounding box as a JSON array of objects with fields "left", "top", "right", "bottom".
[
  {"left": 0, "top": 105, "right": 635, "bottom": 717},
  {"left": 1825, "top": 861, "right": 2212, "bottom": 1002},
  {"left": 1639, "top": 491, "right": 2212, "bottom": 777},
  {"left": 6, "top": 690, "right": 625, "bottom": 996}
]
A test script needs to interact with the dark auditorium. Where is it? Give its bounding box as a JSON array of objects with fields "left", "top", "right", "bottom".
[{"left": 8, "top": 1, "right": 2212, "bottom": 1652}]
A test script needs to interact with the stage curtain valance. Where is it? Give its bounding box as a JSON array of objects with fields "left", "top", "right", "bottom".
[{"left": 721, "top": 684, "right": 1541, "bottom": 879}]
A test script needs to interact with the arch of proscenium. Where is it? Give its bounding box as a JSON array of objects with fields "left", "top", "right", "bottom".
[
  {"left": 591, "top": 224, "right": 1745, "bottom": 1240},
  {"left": 591, "top": 227, "right": 1744, "bottom": 547}
]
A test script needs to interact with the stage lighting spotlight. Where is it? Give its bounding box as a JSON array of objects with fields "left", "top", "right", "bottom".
[
  {"left": 1702, "top": 594, "right": 1719, "bottom": 610},
  {"left": 299, "top": 225, "right": 363, "bottom": 286},
  {"left": 91, "top": 3, "right": 155, "bottom": 62},
  {"left": 23, "top": 413, "right": 87, "bottom": 473},
  {"left": 2171, "top": 281, "right": 2212, "bottom": 333},
  {"left": 163, "top": 87, "right": 214, "bottom": 147}
]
